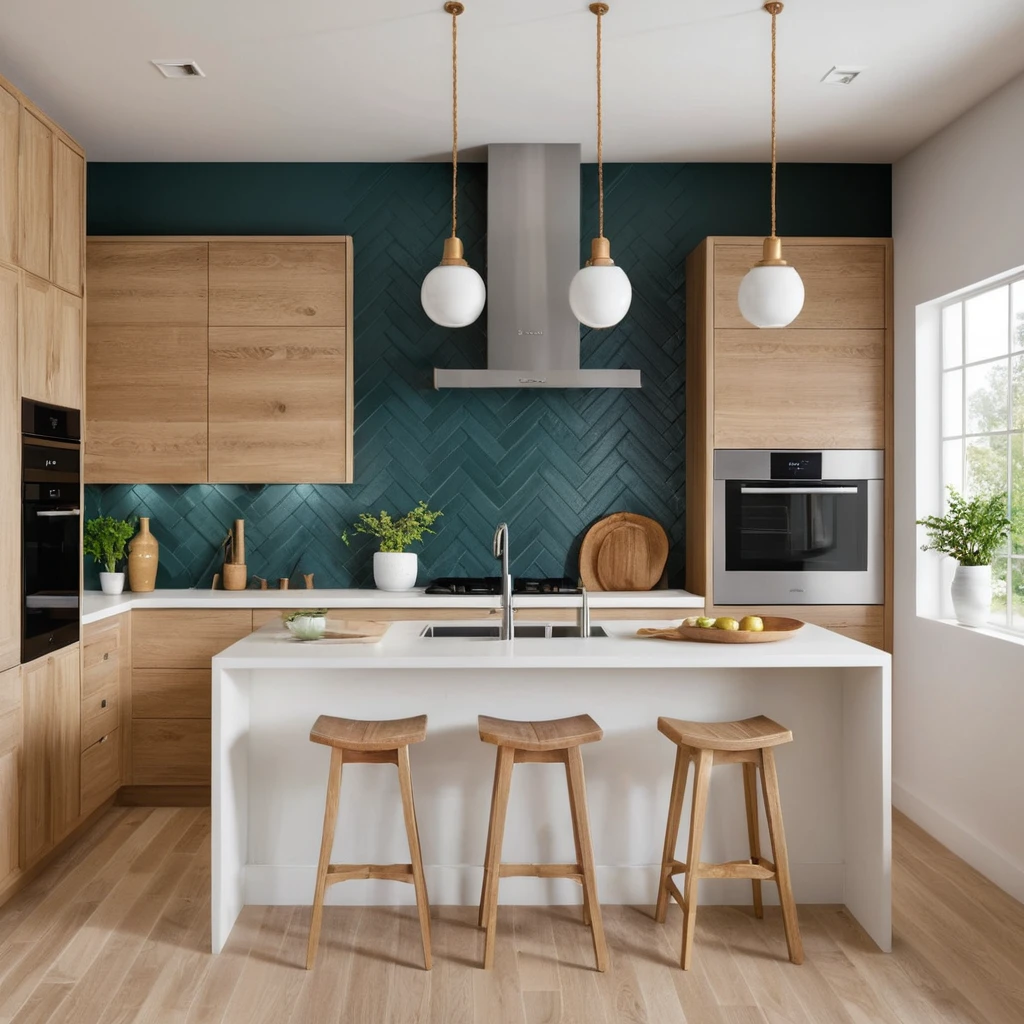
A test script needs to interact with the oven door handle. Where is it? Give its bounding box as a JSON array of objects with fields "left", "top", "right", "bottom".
[
  {"left": 739, "top": 487, "right": 859, "bottom": 495},
  {"left": 34, "top": 508, "right": 82, "bottom": 517}
]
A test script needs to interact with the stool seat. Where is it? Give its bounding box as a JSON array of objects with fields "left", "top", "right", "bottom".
[
  {"left": 658, "top": 714, "right": 791, "bottom": 752},
  {"left": 478, "top": 713, "right": 603, "bottom": 751},
  {"left": 310, "top": 714, "right": 427, "bottom": 751}
]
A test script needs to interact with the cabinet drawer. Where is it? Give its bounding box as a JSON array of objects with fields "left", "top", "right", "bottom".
[
  {"left": 131, "top": 719, "right": 210, "bottom": 785},
  {"left": 83, "top": 617, "right": 124, "bottom": 698},
  {"left": 133, "top": 610, "right": 252, "bottom": 669},
  {"left": 81, "top": 730, "right": 120, "bottom": 815},
  {"left": 132, "top": 669, "right": 209, "bottom": 719},
  {"left": 81, "top": 682, "right": 119, "bottom": 750}
]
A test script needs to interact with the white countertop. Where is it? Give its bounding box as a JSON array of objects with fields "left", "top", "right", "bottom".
[
  {"left": 213, "top": 618, "right": 889, "bottom": 671},
  {"left": 81, "top": 587, "right": 704, "bottom": 625}
]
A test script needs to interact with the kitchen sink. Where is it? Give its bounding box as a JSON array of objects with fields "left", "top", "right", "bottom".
[{"left": 420, "top": 624, "right": 607, "bottom": 639}]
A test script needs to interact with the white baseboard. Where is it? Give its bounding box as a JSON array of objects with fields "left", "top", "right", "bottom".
[
  {"left": 244, "top": 862, "right": 844, "bottom": 907},
  {"left": 893, "top": 781, "right": 1024, "bottom": 904}
]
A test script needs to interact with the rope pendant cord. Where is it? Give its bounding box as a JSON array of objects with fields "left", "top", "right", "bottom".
[
  {"left": 769, "top": 7, "right": 777, "bottom": 239},
  {"left": 596, "top": 6, "right": 604, "bottom": 240},
  {"left": 451, "top": 7, "right": 458, "bottom": 239}
]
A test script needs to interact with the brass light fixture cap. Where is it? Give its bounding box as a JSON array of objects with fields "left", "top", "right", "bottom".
[
  {"left": 444, "top": 2, "right": 465, "bottom": 15},
  {"left": 589, "top": 3, "right": 610, "bottom": 15},
  {"left": 756, "top": 236, "right": 788, "bottom": 267},
  {"left": 586, "top": 236, "right": 615, "bottom": 267},
  {"left": 763, "top": 2, "right": 784, "bottom": 14},
  {"left": 440, "top": 236, "right": 469, "bottom": 266}
]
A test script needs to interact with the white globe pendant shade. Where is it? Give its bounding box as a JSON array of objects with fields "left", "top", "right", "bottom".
[
  {"left": 569, "top": 264, "right": 632, "bottom": 330},
  {"left": 737, "top": 264, "right": 805, "bottom": 329},
  {"left": 421, "top": 263, "right": 486, "bottom": 329}
]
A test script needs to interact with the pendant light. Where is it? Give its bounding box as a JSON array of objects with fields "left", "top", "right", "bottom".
[
  {"left": 737, "top": 2, "right": 805, "bottom": 329},
  {"left": 569, "top": 2, "right": 632, "bottom": 330},
  {"left": 420, "top": 1, "right": 486, "bottom": 329}
]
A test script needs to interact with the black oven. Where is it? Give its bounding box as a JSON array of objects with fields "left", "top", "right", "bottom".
[{"left": 22, "top": 400, "right": 81, "bottom": 663}]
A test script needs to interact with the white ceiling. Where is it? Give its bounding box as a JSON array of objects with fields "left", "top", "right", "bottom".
[{"left": 2, "top": 0, "right": 1024, "bottom": 163}]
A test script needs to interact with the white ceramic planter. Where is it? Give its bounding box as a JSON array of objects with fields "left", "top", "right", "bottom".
[
  {"left": 950, "top": 563, "right": 992, "bottom": 627},
  {"left": 373, "top": 551, "right": 418, "bottom": 592},
  {"left": 285, "top": 615, "right": 327, "bottom": 641},
  {"left": 99, "top": 571, "right": 125, "bottom": 596}
]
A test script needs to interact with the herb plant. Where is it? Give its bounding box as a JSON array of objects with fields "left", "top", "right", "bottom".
[
  {"left": 83, "top": 516, "right": 136, "bottom": 574},
  {"left": 916, "top": 487, "right": 1010, "bottom": 566},
  {"left": 342, "top": 502, "right": 443, "bottom": 554}
]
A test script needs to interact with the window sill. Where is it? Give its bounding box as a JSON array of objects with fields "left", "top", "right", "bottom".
[{"left": 925, "top": 616, "right": 1024, "bottom": 649}]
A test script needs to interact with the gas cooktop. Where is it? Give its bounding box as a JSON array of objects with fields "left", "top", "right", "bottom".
[{"left": 424, "top": 576, "right": 580, "bottom": 596}]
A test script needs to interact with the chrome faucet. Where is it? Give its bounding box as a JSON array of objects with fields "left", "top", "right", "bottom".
[{"left": 493, "top": 522, "right": 513, "bottom": 640}]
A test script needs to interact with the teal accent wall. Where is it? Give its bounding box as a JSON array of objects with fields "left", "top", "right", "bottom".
[{"left": 85, "top": 161, "right": 891, "bottom": 590}]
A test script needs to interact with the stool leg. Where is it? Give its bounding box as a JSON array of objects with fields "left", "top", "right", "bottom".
[
  {"left": 759, "top": 747, "right": 804, "bottom": 965},
  {"left": 397, "top": 745, "right": 432, "bottom": 971},
  {"left": 480, "top": 745, "right": 515, "bottom": 970},
  {"left": 477, "top": 748, "right": 503, "bottom": 927},
  {"left": 564, "top": 756, "right": 591, "bottom": 926},
  {"left": 743, "top": 761, "right": 764, "bottom": 920},
  {"left": 306, "top": 747, "right": 343, "bottom": 970},
  {"left": 655, "top": 744, "right": 689, "bottom": 924},
  {"left": 566, "top": 745, "right": 608, "bottom": 972},
  {"left": 680, "top": 747, "right": 712, "bottom": 971}
]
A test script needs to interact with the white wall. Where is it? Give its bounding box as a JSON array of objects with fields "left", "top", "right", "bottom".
[{"left": 893, "top": 70, "right": 1024, "bottom": 901}]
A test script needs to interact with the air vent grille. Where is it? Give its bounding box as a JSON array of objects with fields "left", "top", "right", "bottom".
[
  {"left": 820, "top": 66, "right": 864, "bottom": 86},
  {"left": 151, "top": 61, "right": 205, "bottom": 79}
]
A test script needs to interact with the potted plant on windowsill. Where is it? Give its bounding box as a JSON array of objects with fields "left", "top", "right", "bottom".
[
  {"left": 84, "top": 515, "right": 136, "bottom": 596},
  {"left": 343, "top": 502, "right": 443, "bottom": 592},
  {"left": 917, "top": 487, "right": 1010, "bottom": 627}
]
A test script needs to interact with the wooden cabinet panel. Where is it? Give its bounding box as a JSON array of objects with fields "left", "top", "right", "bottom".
[
  {"left": 81, "top": 683, "right": 118, "bottom": 750},
  {"left": 86, "top": 241, "right": 208, "bottom": 325},
  {"left": 82, "top": 620, "right": 122, "bottom": 699},
  {"left": 83, "top": 614, "right": 130, "bottom": 791},
  {"left": 132, "top": 610, "right": 252, "bottom": 669},
  {"left": 51, "top": 139, "right": 84, "bottom": 295},
  {"left": 20, "top": 656, "right": 49, "bottom": 867},
  {"left": 132, "top": 669, "right": 210, "bottom": 719},
  {"left": 208, "top": 327, "right": 351, "bottom": 483},
  {"left": 85, "top": 326, "right": 208, "bottom": 482},
  {"left": 18, "top": 109, "right": 51, "bottom": 280},
  {"left": 209, "top": 242, "right": 347, "bottom": 327},
  {"left": 0, "top": 265, "right": 19, "bottom": 672},
  {"left": 0, "top": 667, "right": 21, "bottom": 888},
  {"left": 20, "top": 275, "right": 83, "bottom": 409},
  {"left": 131, "top": 719, "right": 210, "bottom": 785},
  {"left": 80, "top": 732, "right": 119, "bottom": 816},
  {"left": 713, "top": 329, "right": 884, "bottom": 449},
  {"left": 51, "top": 286, "right": 82, "bottom": 409},
  {"left": 0, "top": 85, "right": 17, "bottom": 265},
  {"left": 713, "top": 243, "right": 887, "bottom": 330},
  {"left": 50, "top": 647, "right": 80, "bottom": 842}
]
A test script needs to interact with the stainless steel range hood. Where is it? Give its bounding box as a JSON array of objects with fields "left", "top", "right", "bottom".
[{"left": 433, "top": 144, "right": 641, "bottom": 389}]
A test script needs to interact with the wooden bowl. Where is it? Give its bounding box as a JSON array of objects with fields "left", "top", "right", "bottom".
[{"left": 637, "top": 617, "right": 804, "bottom": 644}]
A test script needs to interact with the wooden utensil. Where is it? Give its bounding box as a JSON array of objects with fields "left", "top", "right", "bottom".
[
  {"left": 637, "top": 617, "right": 804, "bottom": 644},
  {"left": 579, "top": 512, "right": 669, "bottom": 591}
]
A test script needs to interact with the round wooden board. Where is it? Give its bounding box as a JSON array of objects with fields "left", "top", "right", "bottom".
[
  {"left": 579, "top": 512, "right": 669, "bottom": 591},
  {"left": 637, "top": 616, "right": 804, "bottom": 644},
  {"left": 595, "top": 522, "right": 652, "bottom": 590}
]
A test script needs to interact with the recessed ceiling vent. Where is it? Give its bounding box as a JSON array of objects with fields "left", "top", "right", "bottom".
[
  {"left": 151, "top": 60, "right": 205, "bottom": 79},
  {"left": 820, "top": 66, "right": 863, "bottom": 85}
]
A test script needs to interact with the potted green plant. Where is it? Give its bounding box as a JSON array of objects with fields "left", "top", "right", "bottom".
[
  {"left": 917, "top": 487, "right": 1010, "bottom": 627},
  {"left": 343, "top": 501, "right": 443, "bottom": 591},
  {"left": 83, "top": 516, "right": 136, "bottom": 595}
]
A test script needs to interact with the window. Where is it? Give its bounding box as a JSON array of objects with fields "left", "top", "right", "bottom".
[{"left": 940, "top": 276, "right": 1024, "bottom": 631}]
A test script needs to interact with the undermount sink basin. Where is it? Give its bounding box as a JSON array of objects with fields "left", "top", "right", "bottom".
[{"left": 420, "top": 624, "right": 607, "bottom": 639}]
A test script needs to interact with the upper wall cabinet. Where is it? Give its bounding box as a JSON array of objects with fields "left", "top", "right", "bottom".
[
  {"left": 18, "top": 110, "right": 51, "bottom": 283},
  {"left": 0, "top": 265, "right": 19, "bottom": 673},
  {"left": 0, "top": 85, "right": 18, "bottom": 267},
  {"left": 19, "top": 273, "right": 82, "bottom": 410},
  {"left": 51, "top": 139, "right": 84, "bottom": 295}
]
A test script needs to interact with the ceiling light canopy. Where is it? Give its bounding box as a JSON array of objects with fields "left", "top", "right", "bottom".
[
  {"left": 420, "top": 1, "right": 486, "bottom": 330},
  {"left": 568, "top": 3, "right": 631, "bottom": 331},
  {"left": 738, "top": 2, "right": 805, "bottom": 329}
]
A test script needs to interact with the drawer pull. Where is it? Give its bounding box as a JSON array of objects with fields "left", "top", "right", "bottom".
[
  {"left": 101, "top": 699, "right": 107, "bottom": 708},
  {"left": 98, "top": 735, "right": 107, "bottom": 744},
  {"left": 103, "top": 653, "right": 109, "bottom": 661}
]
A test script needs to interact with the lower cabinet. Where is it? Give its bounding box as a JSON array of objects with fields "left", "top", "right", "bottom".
[
  {"left": 0, "top": 666, "right": 21, "bottom": 890},
  {"left": 80, "top": 616, "right": 128, "bottom": 816}
]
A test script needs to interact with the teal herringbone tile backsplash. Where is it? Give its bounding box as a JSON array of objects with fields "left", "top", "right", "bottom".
[{"left": 85, "top": 161, "right": 891, "bottom": 590}]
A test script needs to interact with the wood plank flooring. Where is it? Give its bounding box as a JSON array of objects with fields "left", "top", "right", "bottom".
[{"left": 0, "top": 806, "right": 1019, "bottom": 1022}]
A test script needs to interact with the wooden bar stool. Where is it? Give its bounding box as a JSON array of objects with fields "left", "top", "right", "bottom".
[
  {"left": 305, "top": 714, "right": 432, "bottom": 971},
  {"left": 654, "top": 715, "right": 804, "bottom": 970},
  {"left": 477, "top": 714, "right": 608, "bottom": 972}
]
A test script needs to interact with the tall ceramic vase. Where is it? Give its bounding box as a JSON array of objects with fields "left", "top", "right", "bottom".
[
  {"left": 950, "top": 563, "right": 991, "bottom": 627},
  {"left": 128, "top": 517, "right": 159, "bottom": 592}
]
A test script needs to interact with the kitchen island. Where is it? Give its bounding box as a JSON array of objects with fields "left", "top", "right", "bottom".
[{"left": 211, "top": 619, "right": 891, "bottom": 955}]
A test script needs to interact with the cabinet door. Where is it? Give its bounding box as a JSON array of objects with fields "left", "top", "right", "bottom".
[
  {"left": 0, "top": 667, "right": 22, "bottom": 887},
  {"left": 0, "top": 265, "right": 18, "bottom": 672},
  {"left": 209, "top": 241, "right": 347, "bottom": 327},
  {"left": 0, "top": 84, "right": 17, "bottom": 266},
  {"left": 20, "top": 657, "right": 50, "bottom": 867},
  {"left": 20, "top": 275, "right": 82, "bottom": 409},
  {"left": 131, "top": 719, "right": 210, "bottom": 785},
  {"left": 713, "top": 329, "right": 885, "bottom": 449},
  {"left": 49, "top": 646, "right": 80, "bottom": 841},
  {"left": 18, "top": 109, "right": 51, "bottom": 281},
  {"left": 85, "top": 325, "right": 208, "bottom": 482},
  {"left": 51, "top": 139, "right": 84, "bottom": 295},
  {"left": 208, "top": 327, "right": 351, "bottom": 483}
]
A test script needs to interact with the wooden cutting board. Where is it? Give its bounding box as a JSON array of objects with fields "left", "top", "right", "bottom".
[
  {"left": 287, "top": 619, "right": 391, "bottom": 644},
  {"left": 579, "top": 512, "right": 669, "bottom": 591}
]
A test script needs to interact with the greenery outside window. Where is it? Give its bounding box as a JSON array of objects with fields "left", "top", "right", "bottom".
[{"left": 940, "top": 276, "right": 1024, "bottom": 631}]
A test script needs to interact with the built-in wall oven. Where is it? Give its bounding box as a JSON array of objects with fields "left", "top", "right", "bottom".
[
  {"left": 22, "top": 400, "right": 81, "bottom": 663},
  {"left": 713, "top": 449, "right": 883, "bottom": 606}
]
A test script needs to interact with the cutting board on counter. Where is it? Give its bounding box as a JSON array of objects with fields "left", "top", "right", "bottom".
[
  {"left": 290, "top": 619, "right": 392, "bottom": 644},
  {"left": 579, "top": 512, "right": 669, "bottom": 591}
]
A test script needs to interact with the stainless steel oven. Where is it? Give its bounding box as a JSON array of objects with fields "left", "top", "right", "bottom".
[
  {"left": 22, "top": 400, "right": 81, "bottom": 663},
  {"left": 713, "top": 449, "right": 883, "bottom": 606}
]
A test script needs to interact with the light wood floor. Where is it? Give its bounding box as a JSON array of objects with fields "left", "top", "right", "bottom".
[{"left": 0, "top": 807, "right": 1020, "bottom": 1023}]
